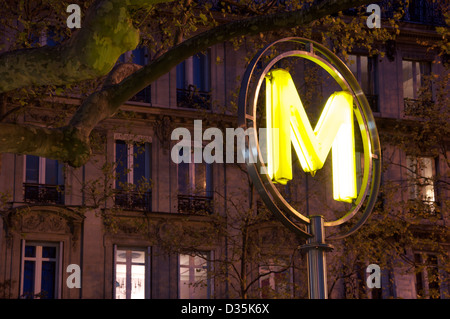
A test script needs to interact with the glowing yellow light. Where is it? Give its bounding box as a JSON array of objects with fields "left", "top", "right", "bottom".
[{"left": 266, "top": 69, "right": 357, "bottom": 203}]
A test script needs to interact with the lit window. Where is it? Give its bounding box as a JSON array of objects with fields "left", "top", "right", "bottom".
[
  {"left": 406, "top": 156, "right": 435, "bottom": 204},
  {"left": 177, "top": 147, "right": 212, "bottom": 196},
  {"left": 24, "top": 155, "right": 64, "bottom": 204},
  {"left": 177, "top": 147, "right": 213, "bottom": 214},
  {"left": 179, "top": 253, "right": 211, "bottom": 299},
  {"left": 114, "top": 248, "right": 148, "bottom": 299},
  {"left": 21, "top": 242, "right": 61, "bottom": 299}
]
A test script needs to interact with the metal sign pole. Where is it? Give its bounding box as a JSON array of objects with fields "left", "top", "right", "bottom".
[
  {"left": 237, "top": 37, "right": 382, "bottom": 299},
  {"left": 301, "top": 216, "right": 333, "bottom": 299}
]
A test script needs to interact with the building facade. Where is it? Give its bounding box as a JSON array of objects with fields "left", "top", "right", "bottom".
[{"left": 0, "top": 1, "right": 448, "bottom": 299}]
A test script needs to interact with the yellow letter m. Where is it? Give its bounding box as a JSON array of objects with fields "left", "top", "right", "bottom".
[{"left": 265, "top": 69, "right": 357, "bottom": 203}]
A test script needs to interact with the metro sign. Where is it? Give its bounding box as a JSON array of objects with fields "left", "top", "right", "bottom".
[
  {"left": 238, "top": 37, "right": 381, "bottom": 239},
  {"left": 266, "top": 69, "right": 356, "bottom": 203}
]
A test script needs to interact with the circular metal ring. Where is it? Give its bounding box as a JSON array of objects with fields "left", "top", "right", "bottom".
[{"left": 237, "top": 37, "right": 381, "bottom": 239}]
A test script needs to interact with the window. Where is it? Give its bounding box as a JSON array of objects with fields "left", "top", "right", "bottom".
[
  {"left": 402, "top": 60, "right": 432, "bottom": 114},
  {"left": 130, "top": 47, "right": 151, "bottom": 103},
  {"left": 118, "top": 47, "right": 151, "bottom": 104},
  {"left": 179, "top": 253, "right": 211, "bottom": 299},
  {"left": 415, "top": 253, "right": 441, "bottom": 299},
  {"left": 402, "top": 60, "right": 431, "bottom": 99},
  {"left": 21, "top": 242, "right": 61, "bottom": 299},
  {"left": 176, "top": 51, "right": 211, "bottom": 109},
  {"left": 115, "top": 140, "right": 152, "bottom": 211},
  {"left": 24, "top": 155, "right": 64, "bottom": 204},
  {"left": 45, "top": 28, "right": 65, "bottom": 47},
  {"left": 177, "top": 147, "right": 213, "bottom": 214},
  {"left": 114, "top": 248, "right": 149, "bottom": 299},
  {"left": 402, "top": 0, "right": 445, "bottom": 25},
  {"left": 28, "top": 29, "right": 65, "bottom": 48},
  {"left": 406, "top": 156, "right": 435, "bottom": 205},
  {"left": 348, "top": 54, "right": 379, "bottom": 112},
  {"left": 259, "top": 263, "right": 293, "bottom": 298}
]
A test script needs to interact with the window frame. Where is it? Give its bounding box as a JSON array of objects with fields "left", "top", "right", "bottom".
[
  {"left": 177, "top": 146, "right": 213, "bottom": 198},
  {"left": 176, "top": 50, "right": 212, "bottom": 109},
  {"left": 402, "top": 59, "right": 432, "bottom": 100},
  {"left": 176, "top": 51, "right": 211, "bottom": 92},
  {"left": 24, "top": 155, "right": 65, "bottom": 186},
  {"left": 178, "top": 252, "right": 212, "bottom": 299},
  {"left": 414, "top": 252, "right": 442, "bottom": 299},
  {"left": 347, "top": 53, "right": 379, "bottom": 111},
  {"left": 405, "top": 155, "right": 436, "bottom": 204},
  {"left": 114, "top": 138, "right": 152, "bottom": 188},
  {"left": 20, "top": 240, "right": 62, "bottom": 299},
  {"left": 118, "top": 47, "right": 152, "bottom": 104},
  {"left": 176, "top": 145, "right": 214, "bottom": 214},
  {"left": 113, "top": 245, "right": 151, "bottom": 299},
  {"left": 23, "top": 155, "right": 65, "bottom": 204},
  {"left": 114, "top": 138, "right": 152, "bottom": 211}
]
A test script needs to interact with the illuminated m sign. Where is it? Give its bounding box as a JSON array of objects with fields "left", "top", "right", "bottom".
[
  {"left": 238, "top": 37, "right": 381, "bottom": 239},
  {"left": 266, "top": 69, "right": 356, "bottom": 203}
]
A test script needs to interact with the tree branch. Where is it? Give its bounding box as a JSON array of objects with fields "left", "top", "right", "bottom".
[
  {"left": 0, "top": 123, "right": 90, "bottom": 167},
  {"left": 70, "top": 0, "right": 374, "bottom": 145},
  {"left": 0, "top": 0, "right": 171, "bottom": 93},
  {"left": 113, "top": 0, "right": 374, "bottom": 104},
  {"left": 0, "top": 0, "right": 375, "bottom": 166}
]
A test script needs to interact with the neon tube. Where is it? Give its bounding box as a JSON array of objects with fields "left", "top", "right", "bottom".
[{"left": 266, "top": 69, "right": 357, "bottom": 202}]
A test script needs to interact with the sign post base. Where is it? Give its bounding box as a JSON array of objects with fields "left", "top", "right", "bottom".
[{"left": 300, "top": 215, "right": 333, "bottom": 299}]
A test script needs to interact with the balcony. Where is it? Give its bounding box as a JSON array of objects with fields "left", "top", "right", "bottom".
[
  {"left": 177, "top": 87, "right": 211, "bottom": 110},
  {"left": 178, "top": 194, "right": 213, "bottom": 215},
  {"left": 408, "top": 200, "right": 439, "bottom": 217},
  {"left": 23, "top": 183, "right": 64, "bottom": 205},
  {"left": 129, "top": 86, "right": 151, "bottom": 104},
  {"left": 401, "top": 0, "right": 445, "bottom": 25},
  {"left": 404, "top": 98, "right": 434, "bottom": 116},
  {"left": 114, "top": 190, "right": 152, "bottom": 211}
]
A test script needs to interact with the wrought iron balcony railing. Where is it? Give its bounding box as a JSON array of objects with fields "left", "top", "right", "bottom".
[
  {"left": 129, "top": 86, "right": 151, "bottom": 104},
  {"left": 404, "top": 98, "right": 434, "bottom": 116},
  {"left": 114, "top": 190, "right": 152, "bottom": 211},
  {"left": 23, "top": 183, "right": 65, "bottom": 205},
  {"left": 178, "top": 194, "right": 213, "bottom": 215},
  {"left": 408, "top": 200, "right": 439, "bottom": 217},
  {"left": 177, "top": 87, "right": 211, "bottom": 110}
]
